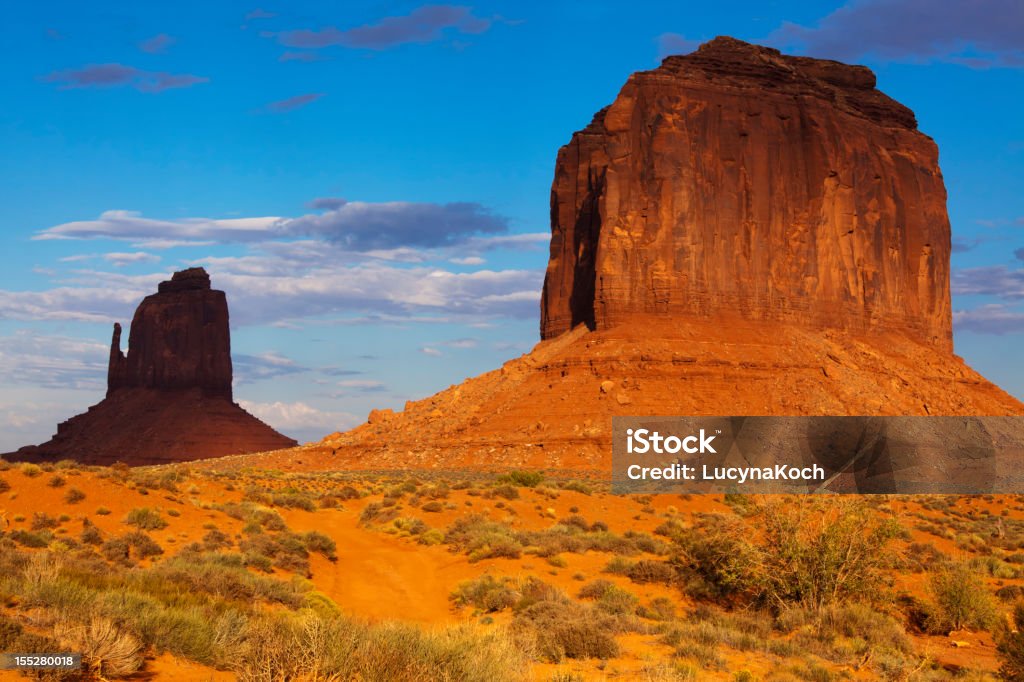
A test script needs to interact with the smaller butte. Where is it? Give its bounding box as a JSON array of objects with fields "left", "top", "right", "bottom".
[{"left": 10, "top": 267, "right": 297, "bottom": 466}]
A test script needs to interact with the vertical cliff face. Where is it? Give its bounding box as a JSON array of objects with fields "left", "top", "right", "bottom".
[
  {"left": 107, "top": 267, "right": 233, "bottom": 399},
  {"left": 541, "top": 37, "right": 952, "bottom": 351}
]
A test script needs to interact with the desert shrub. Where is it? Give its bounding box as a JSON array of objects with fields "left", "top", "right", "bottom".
[
  {"left": 48, "top": 475, "right": 66, "bottom": 488},
  {"left": 102, "top": 532, "right": 164, "bottom": 564},
  {"left": 816, "top": 604, "right": 910, "bottom": 652},
  {"left": 392, "top": 517, "right": 427, "bottom": 536},
  {"left": 96, "top": 507, "right": 111, "bottom": 515},
  {"left": 557, "top": 481, "right": 592, "bottom": 495},
  {"left": 302, "top": 531, "right": 338, "bottom": 560},
  {"left": 672, "top": 515, "right": 757, "bottom": 600},
  {"left": 237, "top": 613, "right": 527, "bottom": 682},
  {"left": 31, "top": 512, "right": 61, "bottom": 530},
  {"left": 19, "top": 463, "right": 42, "bottom": 477},
  {"left": 64, "top": 487, "right": 86, "bottom": 504},
  {"left": 546, "top": 554, "right": 567, "bottom": 568},
  {"left": 124, "top": 507, "right": 168, "bottom": 531},
  {"left": 904, "top": 542, "right": 946, "bottom": 572},
  {"left": 239, "top": 532, "right": 312, "bottom": 576},
  {"left": 10, "top": 530, "right": 51, "bottom": 548},
  {"left": 926, "top": 562, "right": 997, "bottom": 632},
  {"left": 201, "top": 528, "right": 233, "bottom": 551},
  {"left": 244, "top": 553, "right": 274, "bottom": 573},
  {"left": 421, "top": 501, "right": 444, "bottom": 513},
  {"left": 0, "top": 477, "right": 9, "bottom": 493},
  {"left": 451, "top": 575, "right": 519, "bottom": 612},
  {"left": 360, "top": 501, "right": 399, "bottom": 525},
  {"left": 603, "top": 556, "right": 634, "bottom": 575},
  {"left": 595, "top": 585, "right": 639, "bottom": 615},
  {"left": 80, "top": 519, "right": 103, "bottom": 546},
  {"left": 54, "top": 618, "right": 142, "bottom": 677},
  {"left": 638, "top": 597, "right": 676, "bottom": 621},
  {"left": 270, "top": 491, "right": 317, "bottom": 512},
  {"left": 578, "top": 579, "right": 616, "bottom": 601},
  {"left": 0, "top": 613, "right": 24, "bottom": 649},
  {"left": 417, "top": 529, "right": 444, "bottom": 546},
  {"left": 756, "top": 499, "right": 901, "bottom": 611},
  {"left": 560, "top": 514, "right": 591, "bottom": 531},
  {"left": 444, "top": 514, "right": 522, "bottom": 562},
  {"left": 492, "top": 485, "right": 520, "bottom": 501},
  {"left": 998, "top": 585, "right": 1024, "bottom": 602},
  {"left": 514, "top": 600, "right": 621, "bottom": 661},
  {"left": 997, "top": 600, "right": 1024, "bottom": 680},
  {"left": 336, "top": 485, "right": 360, "bottom": 500},
  {"left": 498, "top": 471, "right": 544, "bottom": 488},
  {"left": 626, "top": 559, "right": 677, "bottom": 585}
]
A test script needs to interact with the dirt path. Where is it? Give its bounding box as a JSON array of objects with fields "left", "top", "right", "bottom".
[{"left": 283, "top": 508, "right": 475, "bottom": 624}]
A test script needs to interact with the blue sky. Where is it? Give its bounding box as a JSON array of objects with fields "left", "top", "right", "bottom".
[{"left": 1, "top": 1, "right": 1022, "bottom": 448}]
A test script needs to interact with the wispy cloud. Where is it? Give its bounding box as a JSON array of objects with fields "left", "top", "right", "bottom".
[
  {"left": 237, "top": 399, "right": 359, "bottom": 442},
  {"left": 0, "top": 331, "right": 107, "bottom": 390},
  {"left": 245, "top": 8, "right": 276, "bottom": 21},
  {"left": 36, "top": 202, "right": 516, "bottom": 253},
  {"left": 35, "top": 210, "right": 282, "bottom": 243},
  {"left": 279, "top": 51, "right": 321, "bottom": 62},
  {"left": 657, "top": 33, "right": 699, "bottom": 59},
  {"left": 44, "top": 63, "right": 208, "bottom": 92},
  {"left": 104, "top": 251, "right": 160, "bottom": 267},
  {"left": 285, "top": 201, "right": 507, "bottom": 250},
  {"left": 274, "top": 4, "right": 492, "bottom": 50},
  {"left": 234, "top": 351, "right": 306, "bottom": 384},
  {"left": 266, "top": 92, "right": 324, "bottom": 113},
  {"left": 954, "top": 304, "right": 1024, "bottom": 334},
  {"left": 769, "top": 0, "right": 1024, "bottom": 68},
  {"left": 138, "top": 33, "right": 175, "bottom": 54},
  {"left": 952, "top": 265, "right": 1024, "bottom": 299}
]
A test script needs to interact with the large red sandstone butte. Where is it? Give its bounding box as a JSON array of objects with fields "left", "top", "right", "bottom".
[
  {"left": 541, "top": 36, "right": 951, "bottom": 349},
  {"left": 12, "top": 268, "right": 296, "bottom": 466},
  {"left": 202, "top": 39, "right": 1024, "bottom": 474}
]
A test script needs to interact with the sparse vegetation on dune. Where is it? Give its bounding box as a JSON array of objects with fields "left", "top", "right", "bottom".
[{"left": 3, "top": 464, "right": 1024, "bottom": 679}]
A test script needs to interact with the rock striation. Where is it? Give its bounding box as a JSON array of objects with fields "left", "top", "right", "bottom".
[
  {"left": 13, "top": 268, "right": 296, "bottom": 465},
  {"left": 540, "top": 36, "right": 952, "bottom": 350}
]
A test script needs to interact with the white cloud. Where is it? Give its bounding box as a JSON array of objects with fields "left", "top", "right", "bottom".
[
  {"left": 0, "top": 331, "right": 108, "bottom": 390},
  {"left": 954, "top": 304, "right": 1024, "bottom": 334},
  {"left": 36, "top": 210, "right": 282, "bottom": 242},
  {"left": 0, "top": 262, "right": 542, "bottom": 327},
  {"left": 238, "top": 399, "right": 359, "bottom": 442},
  {"left": 444, "top": 338, "right": 478, "bottom": 349},
  {"left": 419, "top": 346, "right": 442, "bottom": 357},
  {"left": 104, "top": 251, "right": 161, "bottom": 267},
  {"left": 337, "top": 379, "right": 385, "bottom": 390}
]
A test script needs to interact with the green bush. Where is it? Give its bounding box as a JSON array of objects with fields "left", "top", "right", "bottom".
[
  {"left": 756, "top": 499, "right": 901, "bottom": 610},
  {"left": 492, "top": 485, "right": 520, "bottom": 501},
  {"left": 124, "top": 508, "right": 169, "bottom": 531},
  {"left": 513, "top": 601, "right": 620, "bottom": 662},
  {"left": 64, "top": 488, "right": 86, "bottom": 504},
  {"left": 497, "top": 471, "right": 544, "bottom": 488},
  {"left": 626, "top": 559, "right": 676, "bottom": 585},
  {"left": 927, "top": 563, "right": 997, "bottom": 632},
  {"left": 997, "top": 601, "right": 1024, "bottom": 680},
  {"left": 451, "top": 575, "right": 518, "bottom": 613}
]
